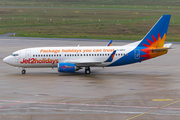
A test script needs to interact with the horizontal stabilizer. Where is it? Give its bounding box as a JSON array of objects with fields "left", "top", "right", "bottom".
[
  {"left": 163, "top": 43, "right": 172, "bottom": 48},
  {"left": 151, "top": 47, "right": 171, "bottom": 51},
  {"left": 151, "top": 43, "right": 172, "bottom": 51}
]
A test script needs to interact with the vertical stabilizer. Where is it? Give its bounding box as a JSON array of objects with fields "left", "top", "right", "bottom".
[{"left": 138, "top": 15, "right": 171, "bottom": 48}]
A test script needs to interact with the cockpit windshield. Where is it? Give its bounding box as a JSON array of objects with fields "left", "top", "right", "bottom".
[{"left": 11, "top": 54, "right": 19, "bottom": 56}]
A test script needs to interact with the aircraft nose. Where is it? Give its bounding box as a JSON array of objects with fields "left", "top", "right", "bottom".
[{"left": 3, "top": 56, "right": 11, "bottom": 64}]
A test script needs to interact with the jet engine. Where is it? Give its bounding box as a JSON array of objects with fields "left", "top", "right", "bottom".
[{"left": 58, "top": 63, "right": 79, "bottom": 73}]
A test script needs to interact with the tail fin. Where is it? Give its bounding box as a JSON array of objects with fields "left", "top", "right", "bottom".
[{"left": 138, "top": 15, "right": 171, "bottom": 48}]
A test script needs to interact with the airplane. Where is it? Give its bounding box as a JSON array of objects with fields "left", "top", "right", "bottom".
[{"left": 3, "top": 15, "right": 172, "bottom": 74}]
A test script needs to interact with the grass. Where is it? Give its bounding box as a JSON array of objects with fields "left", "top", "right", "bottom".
[{"left": 0, "top": 0, "right": 180, "bottom": 42}]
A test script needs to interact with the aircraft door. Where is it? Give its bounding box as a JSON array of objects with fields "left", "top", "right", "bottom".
[
  {"left": 25, "top": 50, "right": 31, "bottom": 59},
  {"left": 134, "top": 49, "right": 140, "bottom": 60},
  {"left": 15, "top": 51, "right": 21, "bottom": 63}
]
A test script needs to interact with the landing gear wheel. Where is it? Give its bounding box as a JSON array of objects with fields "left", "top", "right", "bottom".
[
  {"left": 85, "top": 67, "right": 91, "bottom": 74},
  {"left": 22, "top": 69, "right": 26, "bottom": 74}
]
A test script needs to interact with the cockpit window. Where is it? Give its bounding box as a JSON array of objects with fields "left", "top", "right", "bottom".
[{"left": 11, "top": 54, "right": 19, "bottom": 56}]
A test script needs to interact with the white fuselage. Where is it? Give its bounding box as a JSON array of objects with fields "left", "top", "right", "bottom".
[{"left": 3, "top": 43, "right": 138, "bottom": 68}]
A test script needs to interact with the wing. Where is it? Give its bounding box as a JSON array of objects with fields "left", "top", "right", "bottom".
[{"left": 64, "top": 50, "right": 116, "bottom": 67}]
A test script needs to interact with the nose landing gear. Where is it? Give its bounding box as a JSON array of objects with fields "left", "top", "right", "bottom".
[
  {"left": 85, "top": 67, "right": 91, "bottom": 74},
  {"left": 21, "top": 69, "right": 26, "bottom": 74}
]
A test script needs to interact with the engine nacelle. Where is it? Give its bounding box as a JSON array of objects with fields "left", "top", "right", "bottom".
[{"left": 58, "top": 63, "right": 79, "bottom": 73}]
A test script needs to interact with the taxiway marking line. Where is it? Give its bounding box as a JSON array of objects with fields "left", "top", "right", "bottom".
[
  {"left": 0, "top": 101, "right": 23, "bottom": 109},
  {"left": 1, "top": 99, "right": 180, "bottom": 110},
  {"left": 126, "top": 99, "right": 180, "bottom": 120}
]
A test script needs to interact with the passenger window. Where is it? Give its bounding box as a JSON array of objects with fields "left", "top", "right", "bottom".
[
  {"left": 54, "top": 54, "right": 56, "bottom": 57},
  {"left": 38, "top": 55, "right": 40, "bottom": 57},
  {"left": 65, "top": 54, "right": 66, "bottom": 57},
  {"left": 36, "top": 55, "right": 37, "bottom": 57},
  {"left": 57, "top": 54, "right": 58, "bottom": 57},
  {"left": 33, "top": 55, "right": 35, "bottom": 57},
  {"left": 72, "top": 54, "right": 74, "bottom": 56},
  {"left": 97, "top": 54, "right": 99, "bottom": 56}
]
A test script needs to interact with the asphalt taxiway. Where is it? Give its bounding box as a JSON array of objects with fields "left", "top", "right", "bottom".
[{"left": 0, "top": 37, "right": 180, "bottom": 120}]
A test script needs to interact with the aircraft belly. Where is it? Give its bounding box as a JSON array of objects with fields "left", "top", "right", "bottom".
[{"left": 16, "top": 63, "right": 57, "bottom": 68}]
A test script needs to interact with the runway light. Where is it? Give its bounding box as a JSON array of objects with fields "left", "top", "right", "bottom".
[
  {"left": 12, "top": 17, "right": 14, "bottom": 20},
  {"left": 24, "top": 18, "right": 26, "bottom": 21},
  {"left": 0, "top": 17, "right": 1, "bottom": 20},
  {"left": 37, "top": 18, "right": 39, "bottom": 21}
]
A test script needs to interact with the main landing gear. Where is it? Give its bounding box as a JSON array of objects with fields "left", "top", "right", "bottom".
[
  {"left": 85, "top": 67, "right": 91, "bottom": 74},
  {"left": 21, "top": 69, "right": 26, "bottom": 74}
]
